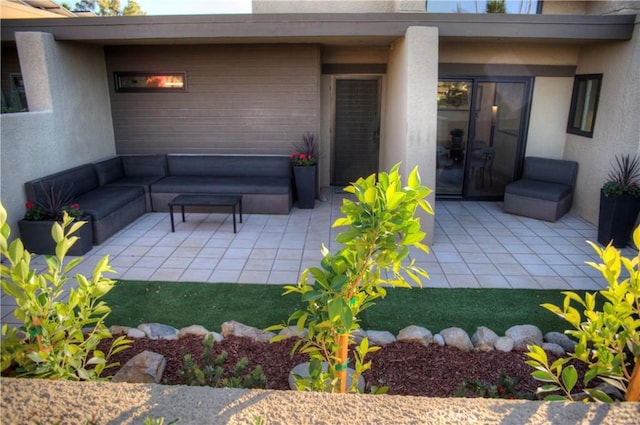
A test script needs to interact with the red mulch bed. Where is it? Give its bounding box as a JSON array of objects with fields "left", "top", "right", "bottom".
[{"left": 99, "top": 335, "right": 588, "bottom": 399}]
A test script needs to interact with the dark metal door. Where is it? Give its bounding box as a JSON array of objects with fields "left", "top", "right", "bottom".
[{"left": 332, "top": 79, "right": 381, "bottom": 186}]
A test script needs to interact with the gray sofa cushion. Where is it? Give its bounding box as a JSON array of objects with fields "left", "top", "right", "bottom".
[
  {"left": 522, "top": 157, "right": 578, "bottom": 187},
  {"left": 505, "top": 179, "right": 572, "bottom": 202},
  {"left": 75, "top": 186, "right": 145, "bottom": 220},
  {"left": 122, "top": 154, "right": 168, "bottom": 177},
  {"left": 94, "top": 157, "right": 124, "bottom": 185},
  {"left": 26, "top": 164, "right": 99, "bottom": 203},
  {"left": 166, "top": 154, "right": 291, "bottom": 178},
  {"left": 151, "top": 176, "right": 290, "bottom": 195}
]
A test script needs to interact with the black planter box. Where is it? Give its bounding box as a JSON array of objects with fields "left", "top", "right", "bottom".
[
  {"left": 18, "top": 217, "right": 93, "bottom": 256},
  {"left": 597, "top": 190, "right": 640, "bottom": 248},
  {"left": 293, "top": 165, "right": 317, "bottom": 209}
]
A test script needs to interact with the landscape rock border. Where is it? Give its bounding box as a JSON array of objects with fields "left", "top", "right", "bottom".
[{"left": 110, "top": 320, "right": 576, "bottom": 384}]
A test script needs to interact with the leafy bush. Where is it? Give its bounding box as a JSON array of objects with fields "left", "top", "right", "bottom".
[
  {"left": 0, "top": 203, "right": 130, "bottom": 380},
  {"left": 176, "top": 334, "right": 267, "bottom": 389},
  {"left": 456, "top": 371, "right": 533, "bottom": 400},
  {"left": 525, "top": 226, "right": 640, "bottom": 401},
  {"left": 268, "top": 164, "right": 433, "bottom": 392}
]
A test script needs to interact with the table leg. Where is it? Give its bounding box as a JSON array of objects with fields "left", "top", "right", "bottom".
[
  {"left": 170, "top": 205, "right": 175, "bottom": 232},
  {"left": 239, "top": 198, "right": 243, "bottom": 223},
  {"left": 231, "top": 205, "right": 237, "bottom": 233},
  {"left": 181, "top": 206, "right": 186, "bottom": 222}
]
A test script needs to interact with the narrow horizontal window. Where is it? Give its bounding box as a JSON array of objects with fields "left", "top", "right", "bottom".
[
  {"left": 114, "top": 72, "right": 187, "bottom": 92},
  {"left": 567, "top": 74, "right": 602, "bottom": 138}
]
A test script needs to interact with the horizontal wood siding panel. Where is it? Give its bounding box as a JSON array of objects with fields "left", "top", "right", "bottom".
[{"left": 106, "top": 44, "right": 320, "bottom": 154}]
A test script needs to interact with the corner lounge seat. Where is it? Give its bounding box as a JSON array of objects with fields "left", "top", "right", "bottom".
[
  {"left": 503, "top": 156, "right": 579, "bottom": 222},
  {"left": 24, "top": 164, "right": 146, "bottom": 245},
  {"left": 93, "top": 154, "right": 168, "bottom": 211},
  {"left": 24, "top": 153, "right": 292, "bottom": 247},
  {"left": 149, "top": 154, "right": 292, "bottom": 215}
]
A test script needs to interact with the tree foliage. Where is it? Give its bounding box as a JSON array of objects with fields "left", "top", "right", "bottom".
[
  {"left": 72, "top": 0, "right": 145, "bottom": 16},
  {"left": 525, "top": 226, "right": 640, "bottom": 401},
  {"left": 268, "top": 163, "right": 433, "bottom": 392}
]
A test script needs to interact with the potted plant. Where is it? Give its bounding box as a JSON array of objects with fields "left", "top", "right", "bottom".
[
  {"left": 290, "top": 132, "right": 318, "bottom": 209},
  {"left": 450, "top": 128, "right": 464, "bottom": 143},
  {"left": 597, "top": 154, "right": 640, "bottom": 248},
  {"left": 18, "top": 183, "right": 93, "bottom": 255}
]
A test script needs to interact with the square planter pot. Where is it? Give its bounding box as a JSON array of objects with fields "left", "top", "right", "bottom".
[
  {"left": 18, "top": 217, "right": 93, "bottom": 256},
  {"left": 597, "top": 190, "right": 640, "bottom": 248},
  {"left": 293, "top": 165, "right": 317, "bottom": 209}
]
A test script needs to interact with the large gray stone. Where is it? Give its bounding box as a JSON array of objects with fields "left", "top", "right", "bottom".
[
  {"left": 397, "top": 325, "right": 433, "bottom": 346},
  {"left": 111, "top": 350, "right": 166, "bottom": 384},
  {"left": 351, "top": 328, "right": 368, "bottom": 345},
  {"left": 495, "top": 336, "right": 514, "bottom": 352},
  {"left": 433, "top": 334, "right": 446, "bottom": 346},
  {"left": 505, "top": 325, "right": 543, "bottom": 350},
  {"left": 178, "top": 325, "right": 210, "bottom": 338},
  {"left": 221, "top": 320, "right": 275, "bottom": 343},
  {"left": 471, "top": 326, "right": 498, "bottom": 351},
  {"left": 440, "top": 327, "right": 474, "bottom": 351},
  {"left": 278, "top": 326, "right": 308, "bottom": 339},
  {"left": 367, "top": 330, "right": 396, "bottom": 346},
  {"left": 544, "top": 332, "right": 577, "bottom": 353},
  {"left": 542, "top": 342, "right": 566, "bottom": 357},
  {"left": 137, "top": 323, "right": 179, "bottom": 340},
  {"left": 289, "top": 362, "right": 365, "bottom": 392}
]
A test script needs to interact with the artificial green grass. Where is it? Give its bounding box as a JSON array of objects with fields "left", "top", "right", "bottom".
[{"left": 103, "top": 280, "right": 594, "bottom": 335}]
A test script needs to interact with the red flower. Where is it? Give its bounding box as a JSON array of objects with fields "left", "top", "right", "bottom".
[
  {"left": 70, "top": 203, "right": 80, "bottom": 209},
  {"left": 25, "top": 201, "right": 35, "bottom": 209}
]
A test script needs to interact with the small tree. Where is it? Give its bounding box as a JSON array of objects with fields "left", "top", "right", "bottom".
[
  {"left": 0, "top": 203, "right": 129, "bottom": 380},
  {"left": 525, "top": 226, "right": 640, "bottom": 401},
  {"left": 269, "top": 164, "right": 433, "bottom": 392}
]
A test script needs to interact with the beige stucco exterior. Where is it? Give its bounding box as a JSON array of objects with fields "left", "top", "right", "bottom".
[
  {"left": 525, "top": 77, "right": 574, "bottom": 159},
  {"left": 565, "top": 20, "right": 640, "bottom": 224},
  {"left": 384, "top": 27, "right": 438, "bottom": 243},
  {"left": 0, "top": 32, "right": 115, "bottom": 233}
]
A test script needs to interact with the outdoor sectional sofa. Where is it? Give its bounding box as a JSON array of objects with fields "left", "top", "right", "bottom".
[
  {"left": 24, "top": 153, "right": 292, "bottom": 246},
  {"left": 503, "top": 156, "right": 579, "bottom": 222}
]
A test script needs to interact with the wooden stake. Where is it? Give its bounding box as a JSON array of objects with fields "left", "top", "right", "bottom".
[
  {"left": 626, "top": 359, "right": 640, "bottom": 401},
  {"left": 336, "top": 332, "right": 349, "bottom": 393}
]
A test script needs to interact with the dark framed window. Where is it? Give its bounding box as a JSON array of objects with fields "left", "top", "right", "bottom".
[
  {"left": 114, "top": 72, "right": 187, "bottom": 92},
  {"left": 567, "top": 74, "right": 602, "bottom": 138}
]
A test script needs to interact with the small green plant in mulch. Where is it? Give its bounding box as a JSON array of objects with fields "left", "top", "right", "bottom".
[
  {"left": 176, "top": 334, "right": 267, "bottom": 389},
  {"left": 455, "top": 371, "right": 533, "bottom": 400}
]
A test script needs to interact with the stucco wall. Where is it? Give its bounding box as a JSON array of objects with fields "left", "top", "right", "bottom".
[
  {"left": 384, "top": 26, "right": 438, "bottom": 245},
  {"left": 564, "top": 21, "right": 640, "bottom": 225},
  {"left": 525, "top": 77, "right": 573, "bottom": 158},
  {"left": 439, "top": 42, "right": 580, "bottom": 66},
  {"left": 0, "top": 32, "right": 115, "bottom": 235}
]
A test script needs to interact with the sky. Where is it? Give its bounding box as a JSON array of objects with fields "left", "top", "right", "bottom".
[
  {"left": 129, "top": 1, "right": 541, "bottom": 16},
  {"left": 134, "top": 0, "right": 252, "bottom": 15}
]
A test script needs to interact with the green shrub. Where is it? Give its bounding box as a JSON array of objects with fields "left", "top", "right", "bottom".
[
  {"left": 525, "top": 226, "right": 640, "bottom": 401},
  {"left": 176, "top": 334, "right": 267, "bottom": 389},
  {"left": 455, "top": 371, "right": 533, "bottom": 400},
  {"left": 268, "top": 164, "right": 433, "bottom": 392},
  {"left": 0, "top": 203, "right": 130, "bottom": 380}
]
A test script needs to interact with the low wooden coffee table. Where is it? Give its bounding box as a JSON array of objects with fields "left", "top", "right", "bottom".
[{"left": 168, "top": 194, "right": 242, "bottom": 233}]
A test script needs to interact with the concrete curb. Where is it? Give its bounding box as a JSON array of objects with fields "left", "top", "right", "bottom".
[{"left": 2, "top": 378, "right": 638, "bottom": 424}]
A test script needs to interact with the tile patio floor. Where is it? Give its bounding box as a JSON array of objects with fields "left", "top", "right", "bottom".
[{"left": 1, "top": 189, "right": 635, "bottom": 327}]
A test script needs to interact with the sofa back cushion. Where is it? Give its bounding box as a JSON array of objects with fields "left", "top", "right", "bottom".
[
  {"left": 522, "top": 157, "right": 579, "bottom": 188},
  {"left": 167, "top": 154, "right": 291, "bottom": 178},
  {"left": 93, "top": 157, "right": 124, "bottom": 185},
  {"left": 25, "top": 164, "right": 99, "bottom": 204},
  {"left": 122, "top": 154, "right": 168, "bottom": 177}
]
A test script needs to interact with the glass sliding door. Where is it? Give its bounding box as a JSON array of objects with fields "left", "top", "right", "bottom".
[
  {"left": 436, "top": 77, "right": 532, "bottom": 199},
  {"left": 436, "top": 80, "right": 473, "bottom": 196}
]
